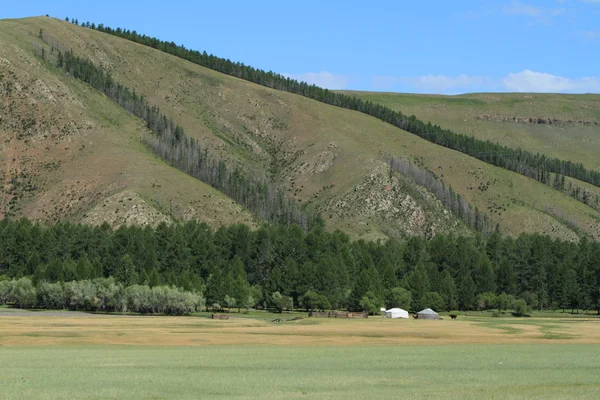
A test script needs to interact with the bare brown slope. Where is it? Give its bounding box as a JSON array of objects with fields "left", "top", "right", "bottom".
[
  {"left": 2, "top": 17, "right": 600, "bottom": 240},
  {"left": 0, "top": 19, "right": 255, "bottom": 228}
]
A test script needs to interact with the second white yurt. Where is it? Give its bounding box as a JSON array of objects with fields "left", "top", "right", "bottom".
[{"left": 384, "top": 308, "right": 409, "bottom": 319}]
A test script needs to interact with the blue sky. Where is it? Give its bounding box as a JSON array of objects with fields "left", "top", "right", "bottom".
[{"left": 2, "top": 0, "right": 599, "bottom": 93}]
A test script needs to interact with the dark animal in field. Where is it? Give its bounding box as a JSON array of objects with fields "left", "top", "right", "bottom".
[
  {"left": 450, "top": 314, "right": 457, "bottom": 320},
  {"left": 413, "top": 314, "right": 418, "bottom": 319}
]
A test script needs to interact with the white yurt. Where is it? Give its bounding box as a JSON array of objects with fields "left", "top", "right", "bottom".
[{"left": 384, "top": 308, "right": 409, "bottom": 319}]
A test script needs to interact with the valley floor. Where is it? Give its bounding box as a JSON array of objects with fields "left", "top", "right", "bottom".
[{"left": 1, "top": 312, "right": 600, "bottom": 399}]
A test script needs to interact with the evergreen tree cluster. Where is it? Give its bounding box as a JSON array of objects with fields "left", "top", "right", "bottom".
[
  {"left": 1, "top": 218, "right": 599, "bottom": 314},
  {"left": 54, "top": 49, "right": 321, "bottom": 231},
  {"left": 61, "top": 19, "right": 600, "bottom": 189}
]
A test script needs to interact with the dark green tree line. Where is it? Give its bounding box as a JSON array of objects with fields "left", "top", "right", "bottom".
[{"left": 1, "top": 218, "right": 599, "bottom": 314}]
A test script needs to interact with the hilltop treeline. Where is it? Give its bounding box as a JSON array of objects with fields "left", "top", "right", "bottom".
[
  {"left": 51, "top": 49, "right": 321, "bottom": 231},
  {"left": 1, "top": 219, "right": 599, "bottom": 314},
  {"left": 64, "top": 18, "right": 600, "bottom": 189}
]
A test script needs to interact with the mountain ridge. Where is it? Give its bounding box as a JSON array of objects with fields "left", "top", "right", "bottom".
[{"left": 1, "top": 16, "right": 599, "bottom": 241}]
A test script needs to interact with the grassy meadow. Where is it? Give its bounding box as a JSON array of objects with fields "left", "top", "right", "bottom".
[
  {"left": 1, "top": 311, "right": 600, "bottom": 399},
  {"left": 2, "top": 345, "right": 600, "bottom": 399}
]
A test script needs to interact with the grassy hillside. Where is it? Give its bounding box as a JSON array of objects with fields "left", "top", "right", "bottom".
[
  {"left": 2, "top": 17, "right": 600, "bottom": 240},
  {"left": 346, "top": 91, "right": 600, "bottom": 223},
  {"left": 0, "top": 19, "right": 255, "bottom": 228},
  {"left": 345, "top": 91, "right": 600, "bottom": 172}
]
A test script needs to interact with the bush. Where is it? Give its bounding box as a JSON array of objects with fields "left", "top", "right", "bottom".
[
  {"left": 0, "top": 279, "right": 15, "bottom": 304},
  {"left": 360, "top": 291, "right": 383, "bottom": 315},
  {"left": 111, "top": 285, "right": 128, "bottom": 313},
  {"left": 92, "top": 277, "right": 119, "bottom": 311},
  {"left": 126, "top": 285, "right": 203, "bottom": 315},
  {"left": 126, "top": 285, "right": 153, "bottom": 314},
  {"left": 302, "top": 290, "right": 331, "bottom": 311},
  {"left": 497, "top": 292, "right": 516, "bottom": 311},
  {"left": 270, "top": 291, "right": 293, "bottom": 313},
  {"left": 513, "top": 299, "right": 532, "bottom": 317},
  {"left": 520, "top": 291, "right": 539, "bottom": 309},
  {"left": 477, "top": 292, "right": 498, "bottom": 311},
  {"left": 13, "top": 278, "right": 36, "bottom": 308},
  {"left": 63, "top": 280, "right": 98, "bottom": 311},
  {"left": 36, "top": 282, "right": 65, "bottom": 309},
  {"left": 3, "top": 276, "right": 203, "bottom": 316}
]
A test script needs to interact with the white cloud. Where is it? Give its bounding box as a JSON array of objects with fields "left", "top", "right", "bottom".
[
  {"left": 503, "top": 1, "right": 566, "bottom": 24},
  {"left": 503, "top": 69, "right": 600, "bottom": 92},
  {"left": 372, "top": 75, "right": 489, "bottom": 92},
  {"left": 283, "top": 71, "right": 349, "bottom": 90},
  {"left": 573, "top": 30, "right": 600, "bottom": 39},
  {"left": 504, "top": 1, "right": 543, "bottom": 16},
  {"left": 370, "top": 70, "right": 600, "bottom": 94},
  {"left": 409, "top": 75, "right": 488, "bottom": 92}
]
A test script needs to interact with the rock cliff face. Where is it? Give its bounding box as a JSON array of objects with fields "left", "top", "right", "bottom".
[{"left": 475, "top": 115, "right": 599, "bottom": 127}]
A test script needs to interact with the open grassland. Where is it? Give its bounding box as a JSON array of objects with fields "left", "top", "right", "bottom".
[
  {"left": 2, "top": 17, "right": 599, "bottom": 240},
  {"left": 1, "top": 314, "right": 600, "bottom": 399},
  {"left": 1, "top": 312, "right": 599, "bottom": 346},
  {"left": 2, "top": 346, "right": 600, "bottom": 400}
]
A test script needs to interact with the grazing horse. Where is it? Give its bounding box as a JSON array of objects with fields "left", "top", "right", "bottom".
[
  {"left": 413, "top": 314, "right": 418, "bottom": 319},
  {"left": 450, "top": 314, "right": 457, "bottom": 320}
]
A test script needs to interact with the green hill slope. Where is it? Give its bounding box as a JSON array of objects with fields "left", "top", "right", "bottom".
[
  {"left": 345, "top": 91, "right": 600, "bottom": 173},
  {"left": 1, "top": 17, "right": 599, "bottom": 240},
  {"left": 0, "top": 19, "right": 255, "bottom": 228}
]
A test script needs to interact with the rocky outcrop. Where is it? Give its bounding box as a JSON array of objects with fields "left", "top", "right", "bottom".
[
  {"left": 475, "top": 115, "right": 599, "bottom": 127},
  {"left": 323, "top": 162, "right": 463, "bottom": 238}
]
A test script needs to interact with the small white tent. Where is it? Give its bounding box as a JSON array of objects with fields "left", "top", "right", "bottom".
[{"left": 384, "top": 308, "right": 409, "bottom": 319}]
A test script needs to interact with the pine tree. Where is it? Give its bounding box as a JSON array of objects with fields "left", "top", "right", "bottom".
[
  {"left": 75, "top": 256, "right": 91, "bottom": 280},
  {"left": 114, "top": 254, "right": 138, "bottom": 286},
  {"left": 406, "top": 262, "right": 430, "bottom": 310},
  {"left": 148, "top": 268, "right": 161, "bottom": 288},
  {"left": 91, "top": 257, "right": 104, "bottom": 279},
  {"left": 439, "top": 271, "right": 458, "bottom": 311},
  {"left": 348, "top": 269, "right": 371, "bottom": 311},
  {"left": 457, "top": 265, "right": 476, "bottom": 310}
]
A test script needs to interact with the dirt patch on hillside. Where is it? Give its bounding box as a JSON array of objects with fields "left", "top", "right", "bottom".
[
  {"left": 1, "top": 315, "right": 598, "bottom": 347},
  {"left": 80, "top": 190, "right": 171, "bottom": 227}
]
